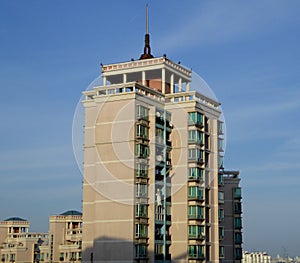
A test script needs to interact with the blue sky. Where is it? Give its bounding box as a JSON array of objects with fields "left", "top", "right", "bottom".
[{"left": 0, "top": 0, "right": 299, "bottom": 257}]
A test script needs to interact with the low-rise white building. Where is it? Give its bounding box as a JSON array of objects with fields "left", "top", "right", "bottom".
[{"left": 243, "top": 251, "right": 271, "bottom": 263}]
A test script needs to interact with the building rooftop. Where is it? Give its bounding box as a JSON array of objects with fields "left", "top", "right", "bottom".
[
  {"left": 60, "top": 210, "right": 82, "bottom": 216},
  {"left": 4, "top": 217, "right": 27, "bottom": 222}
]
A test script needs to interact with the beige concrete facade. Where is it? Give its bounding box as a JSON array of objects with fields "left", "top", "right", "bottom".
[
  {"left": 48, "top": 211, "right": 82, "bottom": 263},
  {"left": 81, "top": 55, "right": 241, "bottom": 263},
  {"left": 0, "top": 218, "right": 48, "bottom": 263},
  {"left": 0, "top": 211, "right": 82, "bottom": 263}
]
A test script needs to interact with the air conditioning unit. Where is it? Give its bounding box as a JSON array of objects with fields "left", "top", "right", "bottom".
[{"left": 156, "top": 155, "right": 163, "bottom": 162}]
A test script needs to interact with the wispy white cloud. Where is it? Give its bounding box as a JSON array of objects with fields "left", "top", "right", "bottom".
[
  {"left": 228, "top": 98, "right": 300, "bottom": 121},
  {"left": 156, "top": 1, "right": 299, "bottom": 51},
  {"left": 223, "top": 89, "right": 300, "bottom": 143}
]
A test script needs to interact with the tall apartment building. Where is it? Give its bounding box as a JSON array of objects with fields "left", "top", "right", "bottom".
[
  {"left": 0, "top": 217, "right": 48, "bottom": 263},
  {"left": 219, "top": 170, "right": 243, "bottom": 262},
  {"left": 81, "top": 8, "right": 242, "bottom": 263}
]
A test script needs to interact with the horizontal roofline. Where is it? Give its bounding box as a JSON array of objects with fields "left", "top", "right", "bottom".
[{"left": 101, "top": 56, "right": 192, "bottom": 77}]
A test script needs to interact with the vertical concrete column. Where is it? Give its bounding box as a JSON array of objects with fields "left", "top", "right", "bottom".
[
  {"left": 170, "top": 73, "right": 174, "bottom": 94},
  {"left": 178, "top": 77, "right": 182, "bottom": 92},
  {"left": 123, "top": 73, "right": 127, "bottom": 84},
  {"left": 162, "top": 68, "right": 166, "bottom": 94},
  {"left": 103, "top": 76, "right": 107, "bottom": 86},
  {"left": 142, "top": 71, "right": 146, "bottom": 86},
  {"left": 186, "top": 82, "right": 190, "bottom": 91}
]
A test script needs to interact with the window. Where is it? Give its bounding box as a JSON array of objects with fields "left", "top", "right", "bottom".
[
  {"left": 155, "top": 109, "right": 165, "bottom": 125},
  {"left": 218, "top": 209, "right": 224, "bottom": 221},
  {"left": 136, "top": 204, "right": 148, "bottom": 218},
  {"left": 136, "top": 184, "right": 148, "bottom": 198},
  {"left": 219, "top": 227, "right": 224, "bottom": 240},
  {"left": 70, "top": 252, "right": 76, "bottom": 261},
  {"left": 235, "top": 232, "right": 243, "bottom": 244},
  {"left": 218, "top": 138, "right": 224, "bottom": 151},
  {"left": 219, "top": 246, "right": 225, "bottom": 258},
  {"left": 136, "top": 124, "right": 149, "bottom": 139},
  {"left": 155, "top": 128, "right": 164, "bottom": 144},
  {"left": 136, "top": 144, "right": 150, "bottom": 158},
  {"left": 188, "top": 225, "right": 204, "bottom": 239},
  {"left": 218, "top": 173, "right": 224, "bottom": 185},
  {"left": 218, "top": 155, "right": 224, "bottom": 169},
  {"left": 218, "top": 191, "right": 224, "bottom": 203},
  {"left": 233, "top": 187, "right": 242, "bottom": 199},
  {"left": 59, "top": 253, "right": 64, "bottom": 261},
  {"left": 188, "top": 149, "right": 203, "bottom": 162},
  {"left": 188, "top": 112, "right": 203, "bottom": 126},
  {"left": 188, "top": 205, "right": 204, "bottom": 219},
  {"left": 155, "top": 244, "right": 164, "bottom": 257},
  {"left": 135, "top": 224, "right": 148, "bottom": 238},
  {"left": 188, "top": 186, "right": 204, "bottom": 200},
  {"left": 137, "top": 105, "right": 149, "bottom": 121},
  {"left": 234, "top": 217, "right": 242, "bottom": 229},
  {"left": 218, "top": 121, "right": 223, "bottom": 134},
  {"left": 136, "top": 244, "right": 148, "bottom": 258},
  {"left": 235, "top": 248, "right": 243, "bottom": 260},
  {"left": 188, "top": 167, "right": 203, "bottom": 181},
  {"left": 188, "top": 245, "right": 205, "bottom": 259},
  {"left": 234, "top": 202, "right": 242, "bottom": 214},
  {"left": 136, "top": 163, "right": 148, "bottom": 178},
  {"left": 188, "top": 130, "right": 203, "bottom": 144}
]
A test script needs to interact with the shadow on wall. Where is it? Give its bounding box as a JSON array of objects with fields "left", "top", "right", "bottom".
[
  {"left": 82, "top": 236, "right": 134, "bottom": 263},
  {"left": 82, "top": 235, "right": 187, "bottom": 263}
]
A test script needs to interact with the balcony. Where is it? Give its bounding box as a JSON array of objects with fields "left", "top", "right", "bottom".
[
  {"left": 136, "top": 133, "right": 149, "bottom": 141},
  {"left": 156, "top": 116, "right": 165, "bottom": 126},
  {"left": 234, "top": 202, "right": 242, "bottom": 214},
  {"left": 188, "top": 157, "right": 204, "bottom": 165},
  {"left": 135, "top": 232, "right": 148, "bottom": 239},
  {"left": 218, "top": 192, "right": 224, "bottom": 204},
  {"left": 235, "top": 232, "right": 243, "bottom": 244},
  {"left": 188, "top": 214, "right": 204, "bottom": 220},
  {"left": 155, "top": 172, "right": 164, "bottom": 181},
  {"left": 188, "top": 253, "right": 205, "bottom": 260},
  {"left": 188, "top": 188, "right": 204, "bottom": 201},
  {"left": 155, "top": 212, "right": 164, "bottom": 222},
  {"left": 218, "top": 174, "right": 224, "bottom": 186},
  {"left": 233, "top": 187, "right": 242, "bottom": 200},
  {"left": 188, "top": 120, "right": 203, "bottom": 128},
  {"left": 136, "top": 144, "right": 150, "bottom": 159},
  {"left": 188, "top": 233, "right": 205, "bottom": 240},
  {"left": 218, "top": 209, "right": 224, "bottom": 222},
  {"left": 137, "top": 105, "right": 149, "bottom": 122},
  {"left": 136, "top": 212, "right": 148, "bottom": 219},
  {"left": 234, "top": 217, "right": 242, "bottom": 229},
  {"left": 166, "top": 140, "right": 172, "bottom": 147},
  {"left": 59, "top": 243, "right": 80, "bottom": 251}
]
